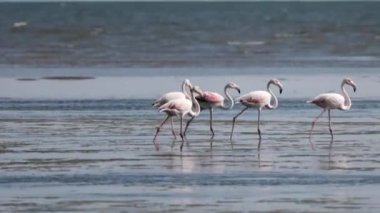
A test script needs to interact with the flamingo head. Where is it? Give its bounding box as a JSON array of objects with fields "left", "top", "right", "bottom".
[
  {"left": 181, "top": 79, "right": 194, "bottom": 98},
  {"left": 226, "top": 82, "right": 241, "bottom": 94},
  {"left": 343, "top": 78, "right": 357, "bottom": 92},
  {"left": 269, "top": 78, "right": 284, "bottom": 94},
  {"left": 191, "top": 85, "right": 204, "bottom": 96},
  {"left": 183, "top": 79, "right": 193, "bottom": 87}
]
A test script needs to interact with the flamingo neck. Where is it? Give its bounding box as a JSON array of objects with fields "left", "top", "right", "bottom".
[
  {"left": 189, "top": 90, "right": 201, "bottom": 117},
  {"left": 266, "top": 82, "right": 278, "bottom": 109},
  {"left": 182, "top": 82, "right": 191, "bottom": 99},
  {"left": 222, "top": 86, "right": 234, "bottom": 110},
  {"left": 341, "top": 82, "right": 352, "bottom": 110}
]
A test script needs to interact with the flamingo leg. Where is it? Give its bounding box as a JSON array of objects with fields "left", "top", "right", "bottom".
[
  {"left": 153, "top": 115, "right": 171, "bottom": 149},
  {"left": 183, "top": 116, "right": 195, "bottom": 136},
  {"left": 309, "top": 109, "right": 326, "bottom": 150},
  {"left": 170, "top": 117, "right": 177, "bottom": 139},
  {"left": 328, "top": 109, "right": 334, "bottom": 140},
  {"left": 179, "top": 115, "right": 185, "bottom": 151},
  {"left": 258, "top": 137, "right": 262, "bottom": 151},
  {"left": 257, "top": 109, "right": 262, "bottom": 139},
  {"left": 329, "top": 137, "right": 334, "bottom": 151},
  {"left": 257, "top": 151, "right": 261, "bottom": 168},
  {"left": 209, "top": 108, "right": 215, "bottom": 136},
  {"left": 309, "top": 109, "right": 326, "bottom": 138},
  {"left": 257, "top": 109, "right": 262, "bottom": 150},
  {"left": 230, "top": 107, "right": 249, "bottom": 140}
]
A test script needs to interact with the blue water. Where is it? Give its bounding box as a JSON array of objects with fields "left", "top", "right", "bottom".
[
  {"left": 0, "top": 98, "right": 379, "bottom": 111},
  {"left": 0, "top": 2, "right": 379, "bottom": 68},
  {"left": 0, "top": 98, "right": 379, "bottom": 212},
  {"left": 1, "top": 1, "right": 380, "bottom": 212}
]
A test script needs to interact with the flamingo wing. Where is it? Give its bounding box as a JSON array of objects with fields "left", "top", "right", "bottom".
[
  {"left": 199, "top": 91, "right": 224, "bottom": 104},
  {"left": 239, "top": 91, "right": 271, "bottom": 107},
  {"left": 309, "top": 93, "right": 344, "bottom": 109},
  {"left": 153, "top": 92, "right": 186, "bottom": 108},
  {"left": 159, "top": 98, "right": 192, "bottom": 115}
]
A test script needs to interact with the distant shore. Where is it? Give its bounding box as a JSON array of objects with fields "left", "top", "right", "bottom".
[{"left": 0, "top": 67, "right": 378, "bottom": 100}]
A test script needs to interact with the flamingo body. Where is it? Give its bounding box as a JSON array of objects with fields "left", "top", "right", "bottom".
[
  {"left": 159, "top": 98, "right": 193, "bottom": 116},
  {"left": 153, "top": 92, "right": 186, "bottom": 108},
  {"left": 308, "top": 93, "right": 345, "bottom": 110},
  {"left": 238, "top": 91, "right": 271, "bottom": 108},
  {"left": 196, "top": 91, "right": 225, "bottom": 109}
]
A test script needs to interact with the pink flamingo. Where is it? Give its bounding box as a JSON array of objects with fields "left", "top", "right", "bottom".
[
  {"left": 307, "top": 78, "right": 357, "bottom": 149},
  {"left": 184, "top": 82, "right": 241, "bottom": 136},
  {"left": 153, "top": 86, "right": 202, "bottom": 151},
  {"left": 152, "top": 79, "right": 193, "bottom": 139},
  {"left": 230, "top": 79, "right": 283, "bottom": 149}
]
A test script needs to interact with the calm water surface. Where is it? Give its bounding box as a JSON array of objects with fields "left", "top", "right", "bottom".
[
  {"left": 1, "top": 1, "right": 380, "bottom": 212},
  {"left": 0, "top": 98, "right": 379, "bottom": 212},
  {"left": 0, "top": 2, "right": 380, "bottom": 67}
]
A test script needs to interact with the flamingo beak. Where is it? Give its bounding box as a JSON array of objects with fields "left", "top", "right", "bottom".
[
  {"left": 353, "top": 85, "right": 357, "bottom": 92},
  {"left": 279, "top": 88, "right": 283, "bottom": 94},
  {"left": 237, "top": 88, "right": 241, "bottom": 94}
]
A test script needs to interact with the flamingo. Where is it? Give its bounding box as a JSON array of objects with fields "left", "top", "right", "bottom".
[
  {"left": 152, "top": 79, "right": 193, "bottom": 139},
  {"left": 230, "top": 79, "right": 283, "bottom": 149},
  {"left": 153, "top": 85, "right": 202, "bottom": 151},
  {"left": 307, "top": 78, "right": 357, "bottom": 149},
  {"left": 184, "top": 82, "right": 241, "bottom": 136}
]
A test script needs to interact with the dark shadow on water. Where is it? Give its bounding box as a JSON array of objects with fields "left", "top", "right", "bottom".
[
  {"left": 309, "top": 134, "right": 334, "bottom": 151},
  {"left": 209, "top": 138, "right": 213, "bottom": 151},
  {"left": 209, "top": 134, "right": 215, "bottom": 150},
  {"left": 166, "top": 131, "right": 191, "bottom": 152},
  {"left": 170, "top": 138, "right": 177, "bottom": 150},
  {"left": 41, "top": 76, "right": 95, "bottom": 80},
  {"left": 329, "top": 136, "right": 334, "bottom": 149}
]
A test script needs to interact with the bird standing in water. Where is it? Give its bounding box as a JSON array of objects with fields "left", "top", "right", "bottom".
[
  {"left": 230, "top": 79, "right": 283, "bottom": 150},
  {"left": 184, "top": 82, "right": 241, "bottom": 137},
  {"left": 152, "top": 79, "right": 193, "bottom": 139},
  {"left": 307, "top": 78, "right": 357, "bottom": 149},
  {"left": 153, "top": 85, "right": 202, "bottom": 151}
]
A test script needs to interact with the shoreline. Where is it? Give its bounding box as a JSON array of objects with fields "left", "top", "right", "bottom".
[
  {"left": 0, "top": 70, "right": 377, "bottom": 99},
  {"left": 0, "top": 66, "right": 379, "bottom": 78}
]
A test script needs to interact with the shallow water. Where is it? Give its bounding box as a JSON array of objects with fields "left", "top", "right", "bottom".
[
  {"left": 1, "top": 1, "right": 380, "bottom": 211},
  {"left": 0, "top": 98, "right": 379, "bottom": 212}
]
